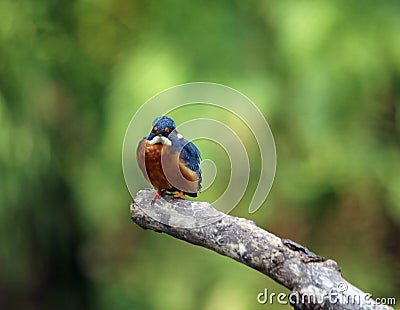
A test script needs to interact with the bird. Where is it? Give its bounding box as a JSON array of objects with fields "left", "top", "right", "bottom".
[{"left": 136, "top": 116, "right": 202, "bottom": 201}]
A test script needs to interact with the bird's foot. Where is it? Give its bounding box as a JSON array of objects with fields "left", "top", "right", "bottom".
[
  {"left": 151, "top": 189, "right": 164, "bottom": 202},
  {"left": 172, "top": 191, "right": 184, "bottom": 199}
]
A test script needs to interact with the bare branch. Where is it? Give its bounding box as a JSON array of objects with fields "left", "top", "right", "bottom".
[{"left": 130, "top": 189, "right": 393, "bottom": 310}]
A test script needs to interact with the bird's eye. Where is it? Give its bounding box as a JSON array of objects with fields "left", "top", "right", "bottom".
[
  {"left": 152, "top": 126, "right": 158, "bottom": 132},
  {"left": 165, "top": 127, "right": 170, "bottom": 133}
]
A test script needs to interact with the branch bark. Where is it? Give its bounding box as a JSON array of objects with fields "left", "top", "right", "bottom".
[{"left": 130, "top": 189, "right": 393, "bottom": 310}]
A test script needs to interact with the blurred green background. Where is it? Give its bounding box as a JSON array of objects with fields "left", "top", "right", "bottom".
[{"left": 1, "top": 0, "right": 399, "bottom": 309}]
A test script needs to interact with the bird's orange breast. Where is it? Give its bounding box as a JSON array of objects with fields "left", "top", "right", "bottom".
[
  {"left": 142, "top": 141, "right": 175, "bottom": 191},
  {"left": 137, "top": 139, "right": 200, "bottom": 194}
]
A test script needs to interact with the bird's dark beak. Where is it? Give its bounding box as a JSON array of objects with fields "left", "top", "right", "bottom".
[{"left": 154, "top": 129, "right": 168, "bottom": 137}]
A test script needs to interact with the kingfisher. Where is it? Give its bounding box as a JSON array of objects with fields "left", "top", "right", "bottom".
[{"left": 136, "top": 116, "right": 202, "bottom": 201}]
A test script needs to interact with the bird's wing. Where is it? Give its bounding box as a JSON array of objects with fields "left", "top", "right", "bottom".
[
  {"left": 170, "top": 135, "right": 202, "bottom": 191},
  {"left": 180, "top": 141, "right": 201, "bottom": 173},
  {"left": 136, "top": 137, "right": 149, "bottom": 182}
]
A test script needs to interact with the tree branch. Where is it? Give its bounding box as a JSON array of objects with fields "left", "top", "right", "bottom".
[{"left": 130, "top": 189, "right": 392, "bottom": 310}]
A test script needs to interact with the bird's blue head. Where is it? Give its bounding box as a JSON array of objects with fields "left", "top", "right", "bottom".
[{"left": 149, "top": 116, "right": 176, "bottom": 138}]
